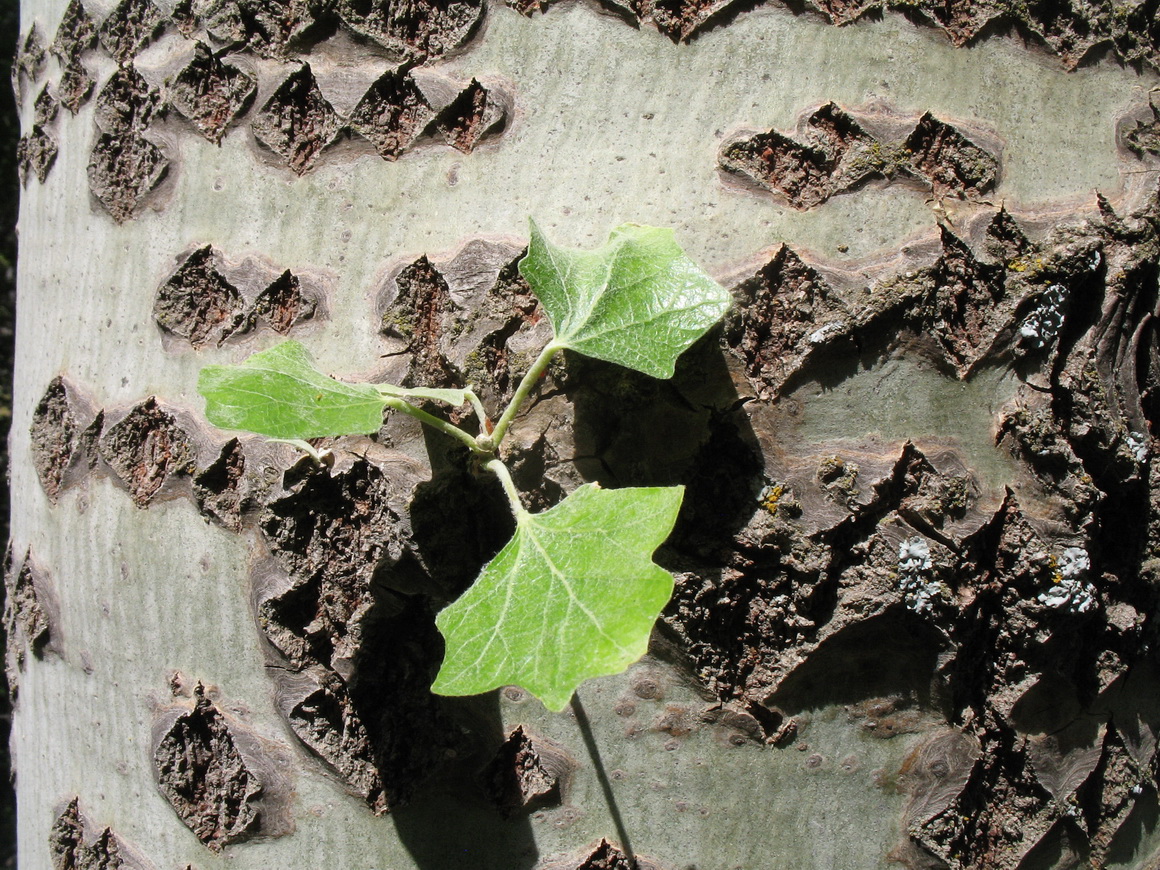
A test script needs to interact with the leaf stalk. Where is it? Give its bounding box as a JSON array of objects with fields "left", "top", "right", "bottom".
[
  {"left": 485, "top": 340, "right": 562, "bottom": 450},
  {"left": 382, "top": 396, "right": 483, "bottom": 454},
  {"left": 484, "top": 458, "right": 525, "bottom": 517}
]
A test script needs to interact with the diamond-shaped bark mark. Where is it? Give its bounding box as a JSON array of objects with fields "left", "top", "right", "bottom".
[
  {"left": 95, "top": 65, "right": 160, "bottom": 135},
  {"left": 18, "top": 127, "right": 58, "bottom": 186},
  {"left": 805, "top": 0, "right": 882, "bottom": 24},
  {"left": 52, "top": 0, "right": 97, "bottom": 60},
  {"left": 50, "top": 797, "right": 153, "bottom": 870},
  {"left": 154, "top": 689, "right": 262, "bottom": 850},
  {"left": 578, "top": 840, "right": 638, "bottom": 870},
  {"left": 1027, "top": 2, "right": 1109, "bottom": 70},
  {"left": 723, "top": 245, "right": 849, "bottom": 399},
  {"left": 904, "top": 113, "right": 998, "bottom": 198},
  {"left": 483, "top": 726, "right": 574, "bottom": 818},
  {"left": 98, "top": 398, "right": 195, "bottom": 507},
  {"left": 719, "top": 104, "right": 883, "bottom": 209},
  {"left": 30, "top": 376, "right": 94, "bottom": 502},
  {"left": 168, "top": 43, "right": 256, "bottom": 145},
  {"left": 382, "top": 256, "right": 459, "bottom": 387},
  {"left": 205, "top": 0, "right": 321, "bottom": 58},
  {"left": 154, "top": 246, "right": 250, "bottom": 348},
  {"left": 349, "top": 70, "right": 434, "bottom": 160},
  {"left": 4, "top": 552, "right": 58, "bottom": 678},
  {"left": 336, "top": 0, "right": 485, "bottom": 61},
  {"left": 251, "top": 64, "right": 340, "bottom": 175},
  {"left": 506, "top": 0, "right": 549, "bottom": 13},
  {"left": 253, "top": 270, "right": 318, "bottom": 333},
  {"left": 431, "top": 79, "right": 506, "bottom": 154},
  {"left": 927, "top": 227, "right": 1008, "bottom": 374},
  {"left": 905, "top": 0, "right": 1002, "bottom": 45},
  {"left": 266, "top": 591, "right": 447, "bottom": 812},
  {"left": 12, "top": 25, "right": 46, "bottom": 100},
  {"left": 194, "top": 438, "right": 248, "bottom": 530},
  {"left": 1125, "top": 94, "right": 1160, "bottom": 160},
  {"left": 985, "top": 207, "right": 1033, "bottom": 264},
  {"left": 98, "top": 0, "right": 164, "bottom": 64},
  {"left": 34, "top": 85, "right": 58, "bottom": 126},
  {"left": 282, "top": 674, "right": 388, "bottom": 811},
  {"left": 88, "top": 132, "right": 168, "bottom": 223},
  {"left": 260, "top": 458, "right": 405, "bottom": 611},
  {"left": 644, "top": 0, "right": 745, "bottom": 42},
  {"left": 59, "top": 60, "right": 95, "bottom": 114}
]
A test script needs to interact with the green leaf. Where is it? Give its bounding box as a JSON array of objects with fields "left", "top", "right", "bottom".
[
  {"left": 432, "top": 483, "right": 683, "bottom": 711},
  {"left": 520, "top": 220, "right": 730, "bottom": 379},
  {"left": 198, "top": 340, "right": 388, "bottom": 439}
]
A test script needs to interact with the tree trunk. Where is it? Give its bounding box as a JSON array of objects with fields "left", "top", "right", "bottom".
[{"left": 11, "top": 0, "right": 1160, "bottom": 867}]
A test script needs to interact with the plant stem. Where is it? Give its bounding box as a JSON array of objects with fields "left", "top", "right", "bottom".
[
  {"left": 382, "top": 396, "right": 483, "bottom": 454},
  {"left": 464, "top": 387, "right": 491, "bottom": 432},
  {"left": 486, "top": 340, "right": 563, "bottom": 450},
  {"left": 484, "top": 458, "right": 526, "bottom": 517}
]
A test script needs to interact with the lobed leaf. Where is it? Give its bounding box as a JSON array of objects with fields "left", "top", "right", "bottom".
[
  {"left": 520, "top": 219, "right": 730, "bottom": 379},
  {"left": 432, "top": 483, "right": 683, "bottom": 711},
  {"left": 198, "top": 340, "right": 388, "bottom": 439}
]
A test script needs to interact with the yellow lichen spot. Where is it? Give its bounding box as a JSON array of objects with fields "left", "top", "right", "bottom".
[{"left": 761, "top": 484, "right": 784, "bottom": 514}]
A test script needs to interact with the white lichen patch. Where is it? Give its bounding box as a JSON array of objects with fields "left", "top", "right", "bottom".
[
  {"left": 897, "top": 536, "right": 942, "bottom": 614},
  {"left": 1037, "top": 546, "right": 1097, "bottom": 614},
  {"left": 1127, "top": 432, "right": 1150, "bottom": 463},
  {"left": 808, "top": 321, "right": 846, "bottom": 345},
  {"left": 1018, "top": 284, "right": 1067, "bottom": 351}
]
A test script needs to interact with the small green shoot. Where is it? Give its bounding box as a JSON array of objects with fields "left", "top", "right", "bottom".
[{"left": 198, "top": 220, "right": 729, "bottom": 711}]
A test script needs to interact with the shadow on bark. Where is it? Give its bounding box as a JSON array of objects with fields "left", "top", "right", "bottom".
[{"left": 386, "top": 464, "right": 538, "bottom": 870}]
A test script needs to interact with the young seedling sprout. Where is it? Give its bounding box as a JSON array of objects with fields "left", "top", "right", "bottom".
[{"left": 199, "top": 219, "right": 730, "bottom": 710}]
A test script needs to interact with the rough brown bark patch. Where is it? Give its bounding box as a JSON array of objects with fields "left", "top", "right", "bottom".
[
  {"left": 30, "top": 376, "right": 85, "bottom": 502},
  {"left": 49, "top": 797, "right": 153, "bottom": 870},
  {"left": 540, "top": 839, "right": 669, "bottom": 870},
  {"left": 348, "top": 70, "right": 434, "bottom": 161},
  {"left": 12, "top": 25, "right": 46, "bottom": 101},
  {"left": 154, "top": 246, "right": 250, "bottom": 349},
  {"left": 98, "top": 398, "right": 195, "bottom": 507},
  {"left": 17, "top": 126, "right": 57, "bottom": 186},
  {"left": 252, "top": 270, "right": 317, "bottom": 334},
  {"left": 722, "top": 244, "right": 850, "bottom": 399},
  {"left": 720, "top": 104, "right": 997, "bottom": 209},
  {"left": 154, "top": 247, "right": 322, "bottom": 349},
  {"left": 904, "top": 113, "right": 999, "bottom": 199},
  {"left": 430, "top": 78, "right": 507, "bottom": 154},
  {"left": 378, "top": 240, "right": 548, "bottom": 414},
  {"left": 167, "top": 42, "right": 257, "bottom": 145},
  {"left": 3, "top": 549, "right": 59, "bottom": 700},
  {"left": 193, "top": 438, "right": 248, "bottom": 530},
  {"left": 51, "top": 0, "right": 97, "bottom": 60},
  {"left": 87, "top": 132, "right": 169, "bottom": 223},
  {"left": 204, "top": 0, "right": 322, "bottom": 59},
  {"left": 153, "top": 688, "right": 262, "bottom": 850},
  {"left": 383, "top": 255, "right": 459, "bottom": 388},
  {"left": 97, "top": 0, "right": 165, "bottom": 64},
  {"left": 335, "top": 0, "right": 485, "bottom": 62},
  {"left": 482, "top": 725, "right": 574, "bottom": 817},
  {"left": 94, "top": 65, "right": 160, "bottom": 136},
  {"left": 256, "top": 453, "right": 449, "bottom": 811},
  {"left": 250, "top": 63, "right": 340, "bottom": 175},
  {"left": 720, "top": 103, "right": 882, "bottom": 210}
]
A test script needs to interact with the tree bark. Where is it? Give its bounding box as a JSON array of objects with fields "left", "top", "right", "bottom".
[{"left": 11, "top": 0, "right": 1160, "bottom": 867}]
